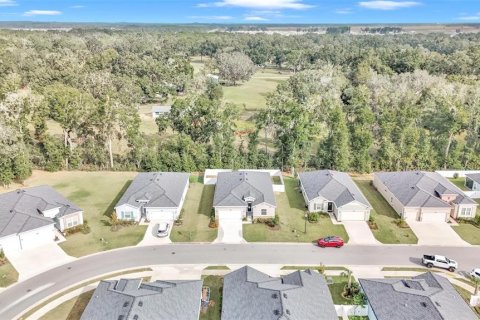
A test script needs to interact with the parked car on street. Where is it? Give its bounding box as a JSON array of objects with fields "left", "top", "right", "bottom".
[
  {"left": 156, "top": 222, "right": 170, "bottom": 237},
  {"left": 317, "top": 236, "right": 344, "bottom": 248},
  {"left": 422, "top": 254, "right": 457, "bottom": 272},
  {"left": 470, "top": 268, "right": 480, "bottom": 279}
]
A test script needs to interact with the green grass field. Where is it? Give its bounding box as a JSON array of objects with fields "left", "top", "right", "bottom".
[
  {"left": 0, "top": 259, "right": 18, "bottom": 288},
  {"left": 200, "top": 275, "right": 223, "bottom": 320},
  {"left": 452, "top": 224, "right": 480, "bottom": 245},
  {"left": 40, "top": 290, "right": 94, "bottom": 320},
  {"left": 243, "top": 177, "right": 349, "bottom": 243},
  {"left": 2, "top": 170, "right": 147, "bottom": 257},
  {"left": 353, "top": 176, "right": 418, "bottom": 244},
  {"left": 448, "top": 178, "right": 469, "bottom": 191},
  {"left": 223, "top": 68, "right": 291, "bottom": 111},
  {"left": 170, "top": 183, "right": 217, "bottom": 242}
]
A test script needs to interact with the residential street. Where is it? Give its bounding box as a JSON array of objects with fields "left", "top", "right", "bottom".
[{"left": 1, "top": 243, "right": 479, "bottom": 319}]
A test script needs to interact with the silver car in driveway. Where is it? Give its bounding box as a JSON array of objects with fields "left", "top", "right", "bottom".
[{"left": 156, "top": 222, "right": 170, "bottom": 237}]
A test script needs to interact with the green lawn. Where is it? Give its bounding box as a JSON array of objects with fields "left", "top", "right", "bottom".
[
  {"left": 170, "top": 183, "right": 217, "bottom": 242},
  {"left": 353, "top": 177, "right": 418, "bottom": 244},
  {"left": 243, "top": 177, "right": 349, "bottom": 243},
  {"left": 40, "top": 290, "right": 94, "bottom": 320},
  {"left": 0, "top": 259, "right": 19, "bottom": 288},
  {"left": 200, "top": 275, "right": 223, "bottom": 320},
  {"left": 448, "top": 178, "right": 469, "bottom": 191},
  {"left": 453, "top": 284, "right": 480, "bottom": 317},
  {"left": 452, "top": 224, "right": 480, "bottom": 245},
  {"left": 328, "top": 275, "right": 357, "bottom": 305},
  {"left": 2, "top": 170, "right": 147, "bottom": 257},
  {"left": 223, "top": 68, "right": 292, "bottom": 111}
]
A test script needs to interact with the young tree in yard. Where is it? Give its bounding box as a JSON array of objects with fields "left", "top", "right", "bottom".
[
  {"left": 318, "top": 104, "right": 351, "bottom": 171},
  {"left": 216, "top": 52, "right": 256, "bottom": 85}
]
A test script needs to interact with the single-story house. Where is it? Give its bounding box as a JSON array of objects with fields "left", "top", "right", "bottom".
[
  {"left": 213, "top": 171, "right": 276, "bottom": 223},
  {"left": 465, "top": 173, "right": 480, "bottom": 191},
  {"left": 81, "top": 278, "right": 202, "bottom": 320},
  {"left": 298, "top": 170, "right": 371, "bottom": 221},
  {"left": 359, "top": 272, "right": 478, "bottom": 320},
  {"left": 115, "top": 172, "right": 189, "bottom": 222},
  {"left": 0, "top": 186, "right": 83, "bottom": 252},
  {"left": 373, "top": 171, "right": 478, "bottom": 223},
  {"left": 222, "top": 266, "right": 338, "bottom": 320},
  {"left": 151, "top": 105, "right": 171, "bottom": 119}
]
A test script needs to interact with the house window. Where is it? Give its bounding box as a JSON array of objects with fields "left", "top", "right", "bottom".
[
  {"left": 122, "top": 211, "right": 134, "bottom": 220},
  {"left": 66, "top": 216, "right": 79, "bottom": 228},
  {"left": 261, "top": 209, "right": 267, "bottom": 215},
  {"left": 461, "top": 208, "right": 472, "bottom": 216},
  {"left": 314, "top": 203, "right": 322, "bottom": 211}
]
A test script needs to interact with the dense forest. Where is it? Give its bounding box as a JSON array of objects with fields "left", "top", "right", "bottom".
[{"left": 1, "top": 28, "right": 480, "bottom": 185}]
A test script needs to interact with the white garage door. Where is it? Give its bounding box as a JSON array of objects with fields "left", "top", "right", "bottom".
[
  {"left": 218, "top": 209, "right": 243, "bottom": 221},
  {"left": 18, "top": 226, "right": 55, "bottom": 251},
  {"left": 339, "top": 211, "right": 366, "bottom": 221},
  {"left": 0, "top": 235, "right": 22, "bottom": 253},
  {"left": 421, "top": 212, "right": 447, "bottom": 223},
  {"left": 146, "top": 209, "right": 177, "bottom": 221},
  {"left": 404, "top": 210, "right": 418, "bottom": 221}
]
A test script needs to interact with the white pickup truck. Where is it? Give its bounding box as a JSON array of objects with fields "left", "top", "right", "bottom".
[{"left": 422, "top": 254, "right": 457, "bottom": 272}]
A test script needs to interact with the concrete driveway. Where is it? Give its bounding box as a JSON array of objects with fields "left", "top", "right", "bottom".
[
  {"left": 5, "top": 243, "right": 75, "bottom": 281},
  {"left": 343, "top": 221, "right": 380, "bottom": 245},
  {"left": 408, "top": 222, "right": 470, "bottom": 246},
  {"left": 137, "top": 220, "right": 173, "bottom": 246},
  {"left": 214, "top": 220, "right": 246, "bottom": 244}
]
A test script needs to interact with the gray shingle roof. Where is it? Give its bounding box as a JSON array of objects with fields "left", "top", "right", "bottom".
[
  {"left": 115, "top": 172, "right": 190, "bottom": 209},
  {"left": 0, "top": 186, "right": 81, "bottom": 237},
  {"left": 81, "top": 278, "right": 202, "bottom": 320},
  {"left": 213, "top": 171, "right": 276, "bottom": 207},
  {"left": 221, "top": 266, "right": 337, "bottom": 320},
  {"left": 466, "top": 173, "right": 480, "bottom": 184},
  {"left": 298, "top": 170, "right": 371, "bottom": 208},
  {"left": 375, "top": 171, "right": 477, "bottom": 207},
  {"left": 359, "top": 272, "right": 478, "bottom": 320}
]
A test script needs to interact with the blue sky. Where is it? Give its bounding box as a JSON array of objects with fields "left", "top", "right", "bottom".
[{"left": 0, "top": 0, "right": 479, "bottom": 24}]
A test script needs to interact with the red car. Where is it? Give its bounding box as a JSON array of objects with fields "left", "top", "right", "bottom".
[{"left": 317, "top": 236, "right": 344, "bottom": 248}]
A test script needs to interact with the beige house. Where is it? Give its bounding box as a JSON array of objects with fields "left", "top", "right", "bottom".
[
  {"left": 213, "top": 171, "right": 276, "bottom": 223},
  {"left": 373, "top": 171, "right": 478, "bottom": 223}
]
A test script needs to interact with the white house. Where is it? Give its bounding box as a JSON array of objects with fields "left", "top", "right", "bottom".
[
  {"left": 114, "top": 172, "right": 190, "bottom": 222},
  {"left": 298, "top": 170, "right": 371, "bottom": 222},
  {"left": 151, "top": 105, "right": 172, "bottom": 119},
  {"left": 213, "top": 171, "right": 276, "bottom": 223},
  {"left": 0, "top": 186, "right": 84, "bottom": 252},
  {"left": 373, "top": 171, "right": 478, "bottom": 223}
]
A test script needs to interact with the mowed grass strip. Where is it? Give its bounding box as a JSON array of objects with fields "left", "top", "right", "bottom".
[
  {"left": 200, "top": 275, "right": 223, "bottom": 320},
  {"left": 353, "top": 176, "right": 418, "bottom": 244},
  {"left": 170, "top": 183, "right": 217, "bottom": 242},
  {"left": 243, "top": 177, "right": 349, "bottom": 243},
  {"left": 39, "top": 290, "right": 94, "bottom": 320},
  {"left": 0, "top": 259, "right": 19, "bottom": 288},
  {"left": 2, "top": 170, "right": 147, "bottom": 257}
]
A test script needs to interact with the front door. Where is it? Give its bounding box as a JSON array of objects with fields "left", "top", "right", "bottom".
[
  {"left": 327, "top": 202, "right": 334, "bottom": 213},
  {"left": 247, "top": 202, "right": 253, "bottom": 218}
]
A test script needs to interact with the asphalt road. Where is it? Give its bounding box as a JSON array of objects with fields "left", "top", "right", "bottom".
[{"left": 1, "top": 243, "right": 479, "bottom": 319}]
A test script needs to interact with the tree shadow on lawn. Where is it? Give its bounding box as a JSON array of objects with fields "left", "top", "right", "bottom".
[
  {"left": 197, "top": 185, "right": 214, "bottom": 218},
  {"left": 102, "top": 180, "right": 133, "bottom": 219},
  {"left": 66, "top": 290, "right": 94, "bottom": 320}
]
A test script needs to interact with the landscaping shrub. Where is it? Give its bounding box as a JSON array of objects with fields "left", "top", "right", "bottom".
[
  {"left": 395, "top": 218, "right": 409, "bottom": 228},
  {"left": 368, "top": 215, "right": 378, "bottom": 230},
  {"left": 453, "top": 172, "right": 459, "bottom": 179},
  {"left": 273, "top": 214, "right": 280, "bottom": 226},
  {"left": 209, "top": 218, "right": 218, "bottom": 229},
  {"left": 0, "top": 249, "right": 5, "bottom": 265},
  {"left": 317, "top": 263, "right": 325, "bottom": 275},
  {"left": 307, "top": 212, "right": 319, "bottom": 223}
]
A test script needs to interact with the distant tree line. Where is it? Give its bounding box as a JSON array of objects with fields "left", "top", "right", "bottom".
[{"left": 1, "top": 28, "right": 480, "bottom": 185}]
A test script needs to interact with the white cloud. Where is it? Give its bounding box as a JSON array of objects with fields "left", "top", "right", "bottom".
[
  {"left": 244, "top": 16, "right": 268, "bottom": 20},
  {"left": 23, "top": 10, "right": 63, "bottom": 16},
  {"left": 0, "top": 0, "right": 17, "bottom": 7},
  {"left": 358, "top": 1, "right": 420, "bottom": 10},
  {"left": 197, "top": 0, "right": 312, "bottom": 10},
  {"left": 336, "top": 8, "right": 353, "bottom": 14},
  {"left": 458, "top": 12, "right": 480, "bottom": 21},
  {"left": 188, "top": 15, "right": 233, "bottom": 20},
  {"left": 71, "top": 5, "right": 85, "bottom": 9}
]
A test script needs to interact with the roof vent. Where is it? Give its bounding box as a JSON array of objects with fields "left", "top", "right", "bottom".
[
  {"left": 272, "top": 293, "right": 278, "bottom": 299},
  {"left": 421, "top": 302, "right": 428, "bottom": 308},
  {"left": 118, "top": 316, "right": 124, "bottom": 320},
  {"left": 286, "top": 309, "right": 291, "bottom": 315},
  {"left": 435, "top": 301, "right": 441, "bottom": 307},
  {"left": 402, "top": 280, "right": 411, "bottom": 288},
  {"left": 123, "top": 301, "right": 129, "bottom": 307},
  {"left": 273, "top": 310, "right": 280, "bottom": 316},
  {"left": 283, "top": 293, "right": 288, "bottom": 298},
  {"left": 138, "top": 301, "right": 143, "bottom": 307},
  {"left": 133, "top": 315, "right": 139, "bottom": 320}
]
